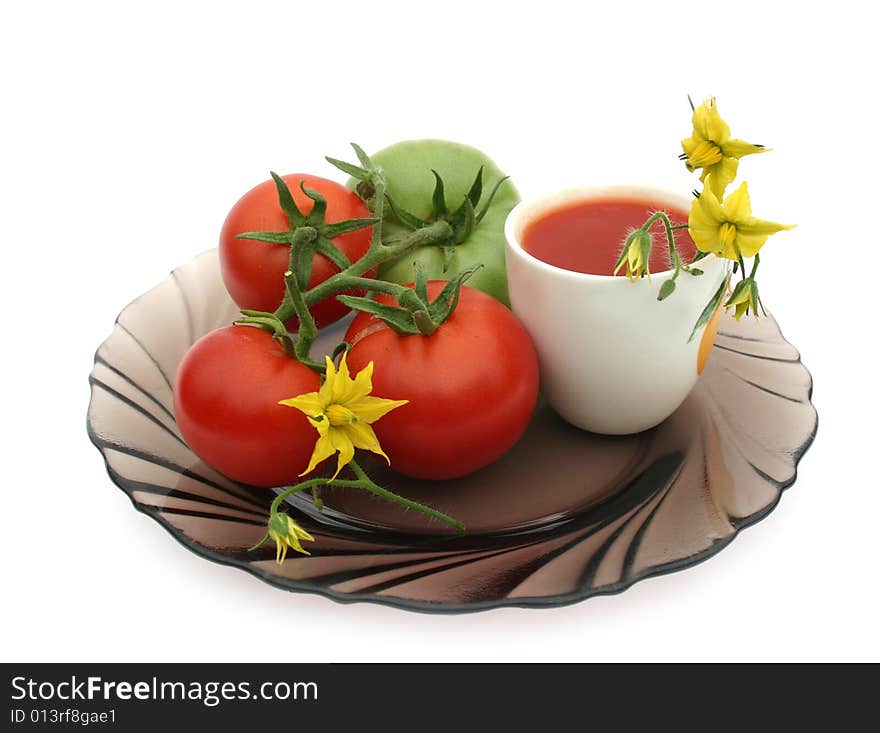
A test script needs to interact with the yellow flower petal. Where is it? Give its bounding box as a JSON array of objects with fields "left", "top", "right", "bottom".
[
  {"left": 329, "top": 426, "right": 355, "bottom": 478},
  {"left": 683, "top": 138, "right": 723, "bottom": 171},
  {"left": 688, "top": 187, "right": 724, "bottom": 253},
  {"left": 697, "top": 179, "right": 725, "bottom": 222},
  {"left": 722, "top": 181, "right": 752, "bottom": 222},
  {"left": 346, "top": 395, "right": 409, "bottom": 424},
  {"left": 688, "top": 222, "right": 719, "bottom": 254},
  {"left": 722, "top": 139, "right": 768, "bottom": 159},
  {"left": 737, "top": 217, "right": 795, "bottom": 237},
  {"left": 313, "top": 355, "right": 334, "bottom": 407},
  {"left": 282, "top": 353, "right": 404, "bottom": 479},
  {"left": 718, "top": 223, "right": 738, "bottom": 258},
  {"left": 276, "top": 536, "right": 286, "bottom": 563},
  {"left": 348, "top": 360, "right": 374, "bottom": 403},
  {"left": 735, "top": 219, "right": 794, "bottom": 258},
  {"left": 733, "top": 230, "right": 770, "bottom": 258},
  {"left": 693, "top": 98, "right": 730, "bottom": 145},
  {"left": 278, "top": 392, "right": 324, "bottom": 415},
  {"left": 299, "top": 429, "right": 336, "bottom": 476},
  {"left": 342, "top": 422, "right": 392, "bottom": 465},
  {"left": 727, "top": 282, "right": 752, "bottom": 306},
  {"left": 701, "top": 156, "right": 739, "bottom": 198},
  {"left": 291, "top": 523, "right": 314, "bottom": 543},
  {"left": 330, "top": 353, "right": 354, "bottom": 404}
]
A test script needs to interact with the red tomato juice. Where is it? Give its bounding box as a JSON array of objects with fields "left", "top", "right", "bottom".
[{"left": 521, "top": 197, "right": 696, "bottom": 276}]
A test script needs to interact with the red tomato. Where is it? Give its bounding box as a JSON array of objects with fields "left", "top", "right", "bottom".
[
  {"left": 344, "top": 282, "right": 539, "bottom": 480},
  {"left": 219, "top": 174, "right": 372, "bottom": 329},
  {"left": 174, "top": 325, "right": 320, "bottom": 487}
]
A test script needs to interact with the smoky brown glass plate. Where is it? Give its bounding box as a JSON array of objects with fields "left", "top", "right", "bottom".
[{"left": 87, "top": 249, "right": 817, "bottom": 612}]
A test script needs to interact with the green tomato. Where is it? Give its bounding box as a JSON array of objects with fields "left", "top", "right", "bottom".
[{"left": 351, "top": 139, "right": 520, "bottom": 305}]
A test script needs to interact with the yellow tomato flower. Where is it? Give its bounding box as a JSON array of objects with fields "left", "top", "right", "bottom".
[
  {"left": 268, "top": 512, "right": 315, "bottom": 562},
  {"left": 613, "top": 229, "right": 652, "bottom": 281},
  {"left": 279, "top": 352, "right": 408, "bottom": 479},
  {"left": 725, "top": 278, "right": 761, "bottom": 321},
  {"left": 681, "top": 98, "right": 767, "bottom": 198},
  {"left": 688, "top": 178, "right": 794, "bottom": 260}
]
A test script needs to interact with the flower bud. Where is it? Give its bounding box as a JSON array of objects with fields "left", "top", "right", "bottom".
[
  {"left": 268, "top": 512, "right": 315, "bottom": 563},
  {"left": 614, "top": 229, "right": 653, "bottom": 281},
  {"left": 725, "top": 278, "right": 761, "bottom": 320}
]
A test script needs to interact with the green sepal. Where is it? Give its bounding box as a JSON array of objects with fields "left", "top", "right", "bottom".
[
  {"left": 475, "top": 176, "right": 510, "bottom": 225},
  {"left": 448, "top": 169, "right": 481, "bottom": 232},
  {"left": 247, "top": 531, "right": 270, "bottom": 552},
  {"left": 268, "top": 512, "right": 289, "bottom": 536},
  {"left": 725, "top": 278, "right": 750, "bottom": 306},
  {"left": 465, "top": 166, "right": 483, "bottom": 208},
  {"left": 336, "top": 295, "right": 420, "bottom": 335},
  {"left": 689, "top": 268, "right": 704, "bottom": 276},
  {"left": 430, "top": 170, "right": 447, "bottom": 219},
  {"left": 319, "top": 218, "right": 376, "bottom": 239},
  {"left": 270, "top": 172, "right": 305, "bottom": 225},
  {"left": 692, "top": 250, "right": 710, "bottom": 263},
  {"left": 350, "top": 142, "right": 374, "bottom": 171},
  {"left": 314, "top": 236, "right": 351, "bottom": 271},
  {"left": 688, "top": 275, "right": 730, "bottom": 342},
  {"left": 613, "top": 234, "right": 632, "bottom": 273},
  {"left": 385, "top": 193, "right": 429, "bottom": 230},
  {"left": 426, "top": 265, "right": 482, "bottom": 325},
  {"left": 658, "top": 279, "right": 676, "bottom": 301},
  {"left": 331, "top": 341, "right": 350, "bottom": 360},
  {"left": 449, "top": 198, "right": 476, "bottom": 245},
  {"left": 235, "top": 230, "right": 292, "bottom": 244},
  {"left": 326, "top": 143, "right": 377, "bottom": 179},
  {"left": 325, "top": 156, "right": 370, "bottom": 181},
  {"left": 299, "top": 182, "right": 327, "bottom": 225},
  {"left": 639, "top": 233, "right": 652, "bottom": 277},
  {"left": 236, "top": 310, "right": 288, "bottom": 338},
  {"left": 413, "top": 262, "right": 429, "bottom": 303}
]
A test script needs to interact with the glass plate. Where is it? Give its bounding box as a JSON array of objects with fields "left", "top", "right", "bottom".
[{"left": 87, "top": 249, "right": 817, "bottom": 612}]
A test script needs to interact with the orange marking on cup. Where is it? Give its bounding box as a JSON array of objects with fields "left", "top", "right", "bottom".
[{"left": 697, "top": 304, "right": 723, "bottom": 374}]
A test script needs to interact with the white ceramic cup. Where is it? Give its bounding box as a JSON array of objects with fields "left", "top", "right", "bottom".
[{"left": 504, "top": 186, "right": 729, "bottom": 435}]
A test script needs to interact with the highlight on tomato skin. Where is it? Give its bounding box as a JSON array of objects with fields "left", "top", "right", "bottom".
[
  {"left": 173, "top": 324, "right": 321, "bottom": 488},
  {"left": 219, "top": 173, "right": 374, "bottom": 330},
  {"left": 344, "top": 281, "right": 540, "bottom": 481}
]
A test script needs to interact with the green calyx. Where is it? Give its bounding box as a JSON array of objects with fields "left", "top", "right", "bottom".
[
  {"left": 339, "top": 262, "right": 481, "bottom": 337},
  {"left": 235, "top": 172, "right": 376, "bottom": 290},
  {"left": 382, "top": 167, "right": 509, "bottom": 271},
  {"left": 236, "top": 145, "right": 479, "bottom": 373}
]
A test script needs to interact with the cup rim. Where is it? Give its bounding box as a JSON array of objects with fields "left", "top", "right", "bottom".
[{"left": 504, "top": 184, "right": 719, "bottom": 283}]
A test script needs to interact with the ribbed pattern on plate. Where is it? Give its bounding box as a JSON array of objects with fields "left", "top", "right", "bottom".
[{"left": 87, "top": 249, "right": 817, "bottom": 612}]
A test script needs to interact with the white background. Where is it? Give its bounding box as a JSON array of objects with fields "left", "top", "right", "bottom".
[{"left": 3, "top": 0, "right": 877, "bottom": 662}]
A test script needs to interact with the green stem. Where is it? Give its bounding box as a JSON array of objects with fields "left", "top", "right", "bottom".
[
  {"left": 331, "top": 276, "right": 417, "bottom": 301},
  {"left": 260, "top": 158, "right": 455, "bottom": 371},
  {"left": 349, "top": 461, "right": 464, "bottom": 531},
  {"left": 272, "top": 226, "right": 316, "bottom": 323},
  {"left": 265, "top": 461, "right": 464, "bottom": 533},
  {"left": 749, "top": 252, "right": 760, "bottom": 279},
  {"left": 733, "top": 243, "right": 747, "bottom": 282},
  {"left": 270, "top": 479, "right": 330, "bottom": 516},
  {"left": 282, "top": 273, "right": 325, "bottom": 372},
  {"left": 302, "top": 220, "right": 453, "bottom": 308},
  {"left": 641, "top": 211, "right": 686, "bottom": 274}
]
